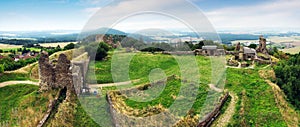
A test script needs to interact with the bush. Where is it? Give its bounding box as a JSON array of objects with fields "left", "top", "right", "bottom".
[
  {"left": 64, "top": 43, "right": 75, "bottom": 50},
  {"left": 248, "top": 44, "right": 257, "bottom": 49},
  {"left": 85, "top": 42, "right": 110, "bottom": 61},
  {"left": 0, "top": 64, "right": 4, "bottom": 73}
]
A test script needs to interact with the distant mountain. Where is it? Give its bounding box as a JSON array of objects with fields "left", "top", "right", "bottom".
[{"left": 78, "top": 27, "right": 127, "bottom": 39}]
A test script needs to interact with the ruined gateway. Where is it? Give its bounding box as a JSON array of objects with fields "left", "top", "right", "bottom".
[{"left": 38, "top": 52, "right": 89, "bottom": 100}]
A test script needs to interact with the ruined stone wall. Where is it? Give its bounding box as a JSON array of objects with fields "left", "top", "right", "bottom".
[
  {"left": 38, "top": 53, "right": 74, "bottom": 96},
  {"left": 39, "top": 53, "right": 55, "bottom": 91},
  {"left": 39, "top": 52, "right": 89, "bottom": 97},
  {"left": 257, "top": 35, "right": 268, "bottom": 54}
]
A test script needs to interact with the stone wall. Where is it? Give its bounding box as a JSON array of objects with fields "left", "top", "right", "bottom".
[
  {"left": 257, "top": 35, "right": 268, "bottom": 54},
  {"left": 38, "top": 52, "right": 89, "bottom": 98}
]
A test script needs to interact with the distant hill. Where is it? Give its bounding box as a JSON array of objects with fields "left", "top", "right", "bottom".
[{"left": 78, "top": 27, "right": 127, "bottom": 40}]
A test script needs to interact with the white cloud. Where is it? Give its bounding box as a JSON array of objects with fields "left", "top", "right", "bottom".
[
  {"left": 82, "top": 0, "right": 217, "bottom": 33},
  {"left": 83, "top": 7, "right": 102, "bottom": 17},
  {"left": 205, "top": 0, "right": 300, "bottom": 30}
]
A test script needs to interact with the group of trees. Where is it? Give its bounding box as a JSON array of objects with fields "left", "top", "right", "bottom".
[
  {"left": 43, "top": 43, "right": 76, "bottom": 55},
  {"left": 0, "top": 43, "right": 77, "bottom": 73},
  {"left": 84, "top": 42, "right": 110, "bottom": 61},
  {"left": 0, "top": 57, "right": 38, "bottom": 71},
  {"left": 185, "top": 40, "right": 223, "bottom": 50},
  {"left": 269, "top": 47, "right": 288, "bottom": 59},
  {"left": 274, "top": 53, "right": 300, "bottom": 109}
]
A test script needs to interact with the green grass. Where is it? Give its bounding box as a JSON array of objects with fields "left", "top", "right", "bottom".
[
  {"left": 88, "top": 52, "right": 213, "bottom": 85},
  {"left": 75, "top": 95, "right": 112, "bottom": 127},
  {"left": 0, "top": 84, "right": 38, "bottom": 121},
  {"left": 0, "top": 73, "right": 30, "bottom": 83},
  {"left": 226, "top": 68, "right": 287, "bottom": 126},
  {"left": 124, "top": 78, "right": 208, "bottom": 115}
]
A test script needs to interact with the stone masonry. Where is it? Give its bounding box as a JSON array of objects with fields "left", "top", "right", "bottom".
[
  {"left": 257, "top": 35, "right": 268, "bottom": 54},
  {"left": 38, "top": 52, "right": 89, "bottom": 99},
  {"left": 38, "top": 53, "right": 74, "bottom": 95}
]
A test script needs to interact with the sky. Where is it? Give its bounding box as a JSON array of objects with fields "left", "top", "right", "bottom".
[{"left": 0, "top": 0, "right": 299, "bottom": 32}]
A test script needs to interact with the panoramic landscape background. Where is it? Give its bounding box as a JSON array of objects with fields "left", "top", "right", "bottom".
[{"left": 0, "top": 0, "right": 300, "bottom": 127}]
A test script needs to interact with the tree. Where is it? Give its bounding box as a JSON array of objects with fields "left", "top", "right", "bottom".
[
  {"left": 95, "top": 42, "right": 110, "bottom": 60},
  {"left": 85, "top": 42, "right": 110, "bottom": 61},
  {"left": 274, "top": 53, "right": 300, "bottom": 109},
  {"left": 248, "top": 44, "right": 257, "bottom": 49},
  {"left": 64, "top": 43, "right": 75, "bottom": 50}
]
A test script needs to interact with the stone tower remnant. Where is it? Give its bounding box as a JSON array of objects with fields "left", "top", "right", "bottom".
[
  {"left": 38, "top": 53, "right": 76, "bottom": 98},
  {"left": 257, "top": 35, "right": 268, "bottom": 54},
  {"left": 39, "top": 52, "right": 90, "bottom": 98},
  {"left": 235, "top": 42, "right": 241, "bottom": 51}
]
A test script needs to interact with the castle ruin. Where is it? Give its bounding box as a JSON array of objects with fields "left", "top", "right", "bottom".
[
  {"left": 256, "top": 35, "right": 268, "bottom": 54},
  {"left": 38, "top": 52, "right": 90, "bottom": 99}
]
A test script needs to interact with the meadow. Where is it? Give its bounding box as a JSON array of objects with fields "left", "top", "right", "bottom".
[
  {"left": 88, "top": 51, "right": 214, "bottom": 85},
  {"left": 88, "top": 52, "right": 288, "bottom": 126},
  {"left": 0, "top": 49, "right": 296, "bottom": 126}
]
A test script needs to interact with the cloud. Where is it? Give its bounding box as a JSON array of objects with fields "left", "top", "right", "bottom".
[
  {"left": 79, "top": 0, "right": 113, "bottom": 5},
  {"left": 205, "top": 0, "right": 300, "bottom": 30},
  {"left": 82, "top": 0, "right": 216, "bottom": 33},
  {"left": 83, "top": 7, "right": 102, "bottom": 17}
]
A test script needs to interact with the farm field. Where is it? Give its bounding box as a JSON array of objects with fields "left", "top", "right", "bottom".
[
  {"left": 0, "top": 43, "right": 22, "bottom": 49},
  {"left": 38, "top": 42, "right": 77, "bottom": 48},
  {"left": 268, "top": 36, "right": 300, "bottom": 44},
  {"left": 280, "top": 46, "right": 300, "bottom": 54}
]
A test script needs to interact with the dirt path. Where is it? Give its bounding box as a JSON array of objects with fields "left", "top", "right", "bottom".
[
  {"left": 265, "top": 80, "right": 299, "bottom": 127},
  {"left": 213, "top": 92, "right": 238, "bottom": 127},
  {"left": 0, "top": 80, "right": 39, "bottom": 88},
  {"left": 89, "top": 80, "right": 140, "bottom": 89},
  {"left": 208, "top": 84, "right": 223, "bottom": 92}
]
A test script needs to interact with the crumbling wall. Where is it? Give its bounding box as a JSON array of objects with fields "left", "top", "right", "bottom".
[
  {"left": 39, "top": 52, "right": 89, "bottom": 98},
  {"left": 38, "top": 53, "right": 74, "bottom": 97},
  {"left": 257, "top": 35, "right": 268, "bottom": 54},
  {"left": 39, "top": 53, "right": 55, "bottom": 91}
]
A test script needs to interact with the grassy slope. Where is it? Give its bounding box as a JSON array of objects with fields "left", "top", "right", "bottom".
[
  {"left": 0, "top": 84, "right": 38, "bottom": 122},
  {"left": 226, "top": 68, "right": 287, "bottom": 126},
  {"left": 90, "top": 52, "right": 288, "bottom": 126},
  {"left": 0, "top": 51, "right": 294, "bottom": 126},
  {"left": 0, "top": 73, "right": 30, "bottom": 83}
]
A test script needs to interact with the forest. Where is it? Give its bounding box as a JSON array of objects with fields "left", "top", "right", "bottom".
[{"left": 274, "top": 53, "right": 300, "bottom": 109}]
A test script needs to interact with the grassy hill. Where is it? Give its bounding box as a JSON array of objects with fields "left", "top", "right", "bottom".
[{"left": 1, "top": 50, "right": 299, "bottom": 126}]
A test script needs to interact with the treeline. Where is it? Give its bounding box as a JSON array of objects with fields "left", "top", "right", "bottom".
[
  {"left": 0, "top": 36, "right": 76, "bottom": 45},
  {"left": 274, "top": 53, "right": 300, "bottom": 109},
  {"left": 0, "top": 43, "right": 76, "bottom": 72},
  {"left": 0, "top": 57, "right": 38, "bottom": 71},
  {"left": 122, "top": 38, "right": 223, "bottom": 52}
]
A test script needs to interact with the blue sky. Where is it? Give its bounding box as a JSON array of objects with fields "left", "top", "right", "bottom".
[{"left": 0, "top": 0, "right": 299, "bottom": 32}]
